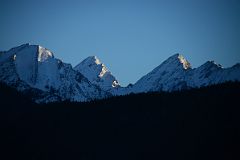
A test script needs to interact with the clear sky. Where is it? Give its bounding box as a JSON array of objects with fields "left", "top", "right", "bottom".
[{"left": 1, "top": 0, "right": 240, "bottom": 86}]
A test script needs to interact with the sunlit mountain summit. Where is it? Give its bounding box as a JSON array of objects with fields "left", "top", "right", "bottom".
[
  {"left": 0, "top": 44, "right": 240, "bottom": 103},
  {"left": 74, "top": 56, "right": 120, "bottom": 92}
]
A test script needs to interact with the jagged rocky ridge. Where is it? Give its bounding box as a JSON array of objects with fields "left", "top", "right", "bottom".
[
  {"left": 0, "top": 44, "right": 108, "bottom": 103},
  {"left": 74, "top": 56, "right": 120, "bottom": 92},
  {"left": 131, "top": 54, "right": 240, "bottom": 93},
  {"left": 0, "top": 44, "right": 240, "bottom": 103}
]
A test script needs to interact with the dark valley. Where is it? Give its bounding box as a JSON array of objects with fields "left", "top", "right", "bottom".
[{"left": 0, "top": 82, "right": 240, "bottom": 160}]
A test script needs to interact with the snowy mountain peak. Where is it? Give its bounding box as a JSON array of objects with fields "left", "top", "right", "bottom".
[
  {"left": 200, "top": 61, "right": 223, "bottom": 70},
  {"left": 0, "top": 44, "right": 54, "bottom": 63},
  {"left": 78, "top": 56, "right": 109, "bottom": 77},
  {"left": 1, "top": 44, "right": 240, "bottom": 103},
  {"left": 130, "top": 54, "right": 192, "bottom": 93},
  {"left": 0, "top": 44, "right": 109, "bottom": 103},
  {"left": 74, "top": 56, "right": 120, "bottom": 91},
  {"left": 149, "top": 53, "right": 191, "bottom": 76},
  {"left": 13, "top": 43, "right": 30, "bottom": 49},
  {"left": 178, "top": 54, "right": 191, "bottom": 70},
  {"left": 164, "top": 53, "right": 191, "bottom": 70},
  {"left": 17, "top": 43, "right": 30, "bottom": 48},
  {"left": 38, "top": 46, "right": 54, "bottom": 62},
  {"left": 85, "top": 56, "right": 102, "bottom": 65},
  {"left": 131, "top": 54, "right": 240, "bottom": 93}
]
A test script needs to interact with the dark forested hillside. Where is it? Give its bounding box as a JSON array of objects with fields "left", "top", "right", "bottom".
[{"left": 0, "top": 82, "right": 240, "bottom": 160}]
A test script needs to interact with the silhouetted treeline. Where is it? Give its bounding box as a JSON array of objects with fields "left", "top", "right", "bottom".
[{"left": 0, "top": 82, "right": 240, "bottom": 160}]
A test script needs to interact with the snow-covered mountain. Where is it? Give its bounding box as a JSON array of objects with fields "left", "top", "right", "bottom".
[
  {"left": 130, "top": 54, "right": 191, "bottom": 93},
  {"left": 74, "top": 56, "right": 121, "bottom": 92},
  {"left": 130, "top": 53, "right": 240, "bottom": 93},
  {"left": 0, "top": 44, "right": 109, "bottom": 102},
  {"left": 1, "top": 44, "right": 240, "bottom": 103}
]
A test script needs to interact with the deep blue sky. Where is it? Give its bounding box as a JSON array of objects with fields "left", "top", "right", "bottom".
[{"left": 1, "top": 0, "right": 240, "bottom": 86}]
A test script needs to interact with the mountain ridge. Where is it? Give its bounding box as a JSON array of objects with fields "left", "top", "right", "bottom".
[
  {"left": 0, "top": 44, "right": 240, "bottom": 103},
  {"left": 74, "top": 55, "right": 120, "bottom": 93},
  {"left": 0, "top": 44, "right": 109, "bottom": 103},
  {"left": 130, "top": 53, "right": 240, "bottom": 93}
]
